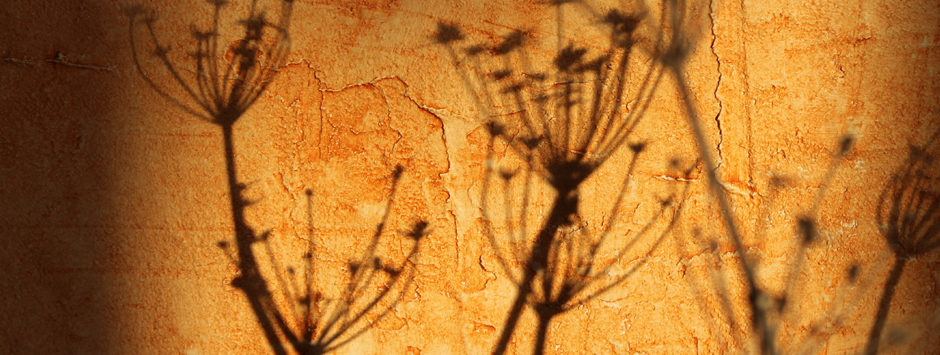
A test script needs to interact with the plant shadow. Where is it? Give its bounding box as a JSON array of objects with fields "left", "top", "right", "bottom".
[
  {"left": 865, "top": 129, "right": 940, "bottom": 354},
  {"left": 661, "top": 0, "right": 875, "bottom": 353},
  {"left": 436, "top": 1, "right": 688, "bottom": 353},
  {"left": 127, "top": 1, "right": 425, "bottom": 353}
]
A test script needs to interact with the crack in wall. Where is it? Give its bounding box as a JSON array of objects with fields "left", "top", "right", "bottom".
[
  {"left": 2, "top": 57, "right": 39, "bottom": 66},
  {"left": 308, "top": 74, "right": 462, "bottom": 278},
  {"left": 3, "top": 53, "right": 115, "bottom": 72},
  {"left": 738, "top": 0, "right": 755, "bottom": 188},
  {"left": 373, "top": 85, "right": 404, "bottom": 164},
  {"left": 48, "top": 52, "right": 115, "bottom": 72},
  {"left": 397, "top": 86, "right": 462, "bottom": 275},
  {"left": 708, "top": 0, "right": 725, "bottom": 170},
  {"left": 312, "top": 70, "right": 327, "bottom": 160}
]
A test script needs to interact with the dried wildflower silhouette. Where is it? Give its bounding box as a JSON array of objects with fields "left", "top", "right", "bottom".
[
  {"left": 127, "top": 1, "right": 293, "bottom": 351},
  {"left": 126, "top": 0, "right": 292, "bottom": 127},
  {"left": 437, "top": 2, "right": 687, "bottom": 353},
  {"left": 217, "top": 167, "right": 426, "bottom": 355},
  {"left": 865, "top": 130, "right": 940, "bottom": 354},
  {"left": 674, "top": 136, "right": 863, "bottom": 354},
  {"left": 660, "top": 0, "right": 867, "bottom": 353},
  {"left": 127, "top": 2, "right": 424, "bottom": 354}
]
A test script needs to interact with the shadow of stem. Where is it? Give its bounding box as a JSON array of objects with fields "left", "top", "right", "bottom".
[
  {"left": 661, "top": 0, "right": 872, "bottom": 353},
  {"left": 866, "top": 130, "right": 940, "bottom": 354},
  {"left": 436, "top": 1, "right": 684, "bottom": 353},
  {"left": 127, "top": 2, "right": 426, "bottom": 353}
]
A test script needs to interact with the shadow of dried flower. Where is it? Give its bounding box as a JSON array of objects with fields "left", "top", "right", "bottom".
[
  {"left": 127, "top": 2, "right": 424, "bottom": 354},
  {"left": 437, "top": 2, "right": 684, "bottom": 353}
]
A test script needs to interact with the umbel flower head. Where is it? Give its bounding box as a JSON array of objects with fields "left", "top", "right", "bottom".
[
  {"left": 126, "top": 0, "right": 293, "bottom": 126},
  {"left": 213, "top": 166, "right": 426, "bottom": 355},
  {"left": 436, "top": 8, "right": 659, "bottom": 194},
  {"left": 877, "top": 143, "right": 940, "bottom": 258},
  {"left": 437, "top": 6, "right": 685, "bottom": 354}
]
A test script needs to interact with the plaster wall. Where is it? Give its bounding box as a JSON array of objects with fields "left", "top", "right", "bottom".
[{"left": 1, "top": 0, "right": 938, "bottom": 354}]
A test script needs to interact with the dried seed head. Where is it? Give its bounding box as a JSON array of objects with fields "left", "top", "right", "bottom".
[
  {"left": 499, "top": 169, "right": 517, "bottom": 181},
  {"left": 838, "top": 135, "right": 854, "bottom": 156},
  {"left": 668, "top": 158, "right": 681, "bottom": 169},
  {"left": 491, "top": 69, "right": 512, "bottom": 81},
  {"left": 408, "top": 220, "right": 429, "bottom": 240},
  {"left": 383, "top": 266, "right": 402, "bottom": 277},
  {"left": 494, "top": 30, "right": 525, "bottom": 55},
  {"left": 522, "top": 136, "right": 542, "bottom": 149},
  {"left": 486, "top": 121, "right": 506, "bottom": 137},
  {"left": 554, "top": 45, "right": 588, "bottom": 72},
  {"left": 465, "top": 45, "right": 487, "bottom": 57},
  {"left": 348, "top": 262, "right": 361, "bottom": 275},
  {"left": 629, "top": 142, "right": 647, "bottom": 153},
  {"left": 298, "top": 296, "right": 310, "bottom": 306},
  {"left": 798, "top": 216, "right": 816, "bottom": 245},
  {"left": 434, "top": 22, "right": 464, "bottom": 44},
  {"left": 847, "top": 264, "right": 860, "bottom": 283}
]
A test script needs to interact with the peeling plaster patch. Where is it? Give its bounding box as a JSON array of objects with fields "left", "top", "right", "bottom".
[
  {"left": 373, "top": 84, "right": 403, "bottom": 160},
  {"left": 653, "top": 174, "right": 698, "bottom": 182},
  {"left": 477, "top": 254, "right": 497, "bottom": 290},
  {"left": 397, "top": 85, "right": 463, "bottom": 268},
  {"left": 398, "top": 85, "right": 452, "bottom": 179}
]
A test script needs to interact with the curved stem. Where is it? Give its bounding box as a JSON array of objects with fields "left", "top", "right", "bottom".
[
  {"left": 534, "top": 313, "right": 553, "bottom": 355},
  {"left": 864, "top": 255, "right": 907, "bottom": 355},
  {"left": 493, "top": 277, "right": 533, "bottom": 355},
  {"left": 493, "top": 194, "right": 571, "bottom": 355},
  {"left": 669, "top": 64, "right": 771, "bottom": 353},
  {"left": 222, "top": 124, "right": 291, "bottom": 355}
]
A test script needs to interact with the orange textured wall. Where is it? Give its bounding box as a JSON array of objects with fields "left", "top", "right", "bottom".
[{"left": 1, "top": 0, "right": 937, "bottom": 354}]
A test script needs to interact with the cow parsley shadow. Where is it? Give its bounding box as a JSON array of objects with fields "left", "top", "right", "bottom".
[
  {"left": 865, "top": 129, "right": 940, "bottom": 354},
  {"left": 217, "top": 166, "right": 427, "bottom": 355},
  {"left": 437, "top": 2, "right": 687, "bottom": 353},
  {"left": 127, "top": 1, "right": 425, "bottom": 354},
  {"left": 660, "top": 0, "right": 872, "bottom": 353}
]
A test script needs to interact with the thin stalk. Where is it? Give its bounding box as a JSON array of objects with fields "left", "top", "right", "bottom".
[
  {"left": 534, "top": 313, "right": 554, "bottom": 355},
  {"left": 670, "top": 64, "right": 769, "bottom": 353},
  {"left": 493, "top": 193, "right": 572, "bottom": 355},
  {"left": 221, "top": 124, "right": 290, "bottom": 355},
  {"left": 864, "top": 255, "right": 907, "bottom": 355}
]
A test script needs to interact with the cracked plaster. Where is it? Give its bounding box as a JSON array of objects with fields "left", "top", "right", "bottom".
[{"left": 1, "top": 0, "right": 939, "bottom": 354}]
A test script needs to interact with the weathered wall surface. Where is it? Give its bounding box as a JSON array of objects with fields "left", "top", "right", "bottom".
[{"left": 1, "top": 0, "right": 937, "bottom": 354}]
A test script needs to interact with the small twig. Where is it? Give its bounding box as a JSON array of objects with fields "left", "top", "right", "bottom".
[
  {"left": 46, "top": 52, "right": 115, "bottom": 72},
  {"left": 1, "top": 57, "right": 39, "bottom": 66}
]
